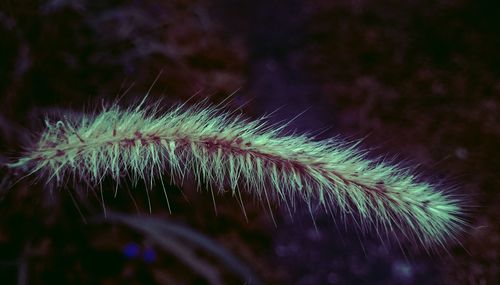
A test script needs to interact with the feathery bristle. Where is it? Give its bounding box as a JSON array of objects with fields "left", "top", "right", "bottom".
[{"left": 9, "top": 100, "right": 466, "bottom": 249}]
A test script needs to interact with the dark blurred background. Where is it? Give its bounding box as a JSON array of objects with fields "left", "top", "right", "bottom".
[{"left": 0, "top": 0, "right": 498, "bottom": 284}]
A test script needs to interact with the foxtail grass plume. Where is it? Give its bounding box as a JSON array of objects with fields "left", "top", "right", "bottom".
[{"left": 8, "top": 99, "right": 466, "bottom": 249}]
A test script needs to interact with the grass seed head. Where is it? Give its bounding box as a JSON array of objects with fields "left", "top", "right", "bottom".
[{"left": 8, "top": 100, "right": 467, "bottom": 250}]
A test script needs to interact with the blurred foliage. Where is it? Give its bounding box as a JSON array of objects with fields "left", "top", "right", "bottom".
[{"left": 1, "top": 0, "right": 499, "bottom": 284}]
